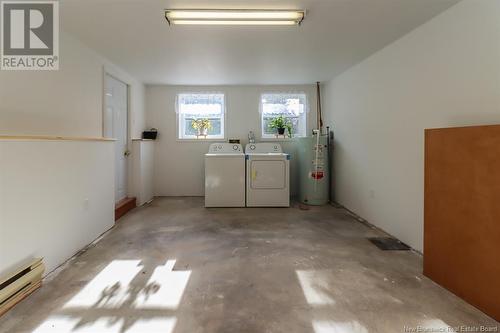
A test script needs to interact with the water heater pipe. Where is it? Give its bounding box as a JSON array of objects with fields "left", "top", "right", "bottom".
[
  {"left": 316, "top": 82, "right": 323, "bottom": 134},
  {"left": 326, "top": 126, "right": 332, "bottom": 203},
  {"left": 312, "top": 129, "right": 321, "bottom": 194}
]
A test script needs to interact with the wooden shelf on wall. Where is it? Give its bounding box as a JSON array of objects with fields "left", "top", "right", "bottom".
[{"left": 0, "top": 135, "right": 116, "bottom": 142}]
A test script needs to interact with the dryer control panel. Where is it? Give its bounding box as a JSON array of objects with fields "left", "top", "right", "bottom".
[
  {"left": 208, "top": 143, "right": 243, "bottom": 153},
  {"left": 245, "top": 143, "right": 283, "bottom": 153}
]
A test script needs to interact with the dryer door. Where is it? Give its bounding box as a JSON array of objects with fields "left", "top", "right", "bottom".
[{"left": 250, "top": 160, "right": 286, "bottom": 189}]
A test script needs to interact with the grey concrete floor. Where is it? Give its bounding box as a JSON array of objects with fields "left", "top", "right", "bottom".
[{"left": 0, "top": 197, "right": 498, "bottom": 333}]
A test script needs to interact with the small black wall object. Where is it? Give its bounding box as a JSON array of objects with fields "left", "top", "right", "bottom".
[{"left": 142, "top": 129, "right": 158, "bottom": 140}]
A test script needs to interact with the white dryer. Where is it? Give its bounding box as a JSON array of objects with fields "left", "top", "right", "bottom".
[
  {"left": 205, "top": 143, "right": 245, "bottom": 207},
  {"left": 245, "top": 143, "right": 290, "bottom": 207}
]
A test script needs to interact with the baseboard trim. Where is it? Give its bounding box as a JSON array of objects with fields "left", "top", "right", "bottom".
[{"left": 115, "top": 197, "right": 136, "bottom": 221}]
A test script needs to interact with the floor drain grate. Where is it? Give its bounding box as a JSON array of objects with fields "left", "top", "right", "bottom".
[{"left": 368, "top": 237, "right": 411, "bottom": 251}]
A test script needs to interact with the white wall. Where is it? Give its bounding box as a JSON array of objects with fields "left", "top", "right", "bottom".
[
  {"left": 0, "top": 29, "right": 148, "bottom": 201},
  {"left": 322, "top": 0, "right": 500, "bottom": 252},
  {"left": 132, "top": 140, "right": 155, "bottom": 205},
  {"left": 0, "top": 31, "right": 145, "bottom": 139},
  {"left": 0, "top": 139, "right": 114, "bottom": 276},
  {"left": 0, "top": 30, "right": 148, "bottom": 276},
  {"left": 146, "top": 85, "right": 318, "bottom": 196}
]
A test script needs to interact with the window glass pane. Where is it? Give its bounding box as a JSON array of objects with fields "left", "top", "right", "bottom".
[
  {"left": 261, "top": 93, "right": 307, "bottom": 138},
  {"left": 262, "top": 116, "right": 301, "bottom": 136},
  {"left": 183, "top": 118, "right": 222, "bottom": 136},
  {"left": 177, "top": 93, "right": 225, "bottom": 139}
]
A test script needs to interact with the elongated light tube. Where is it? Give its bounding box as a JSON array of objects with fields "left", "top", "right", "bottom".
[
  {"left": 171, "top": 20, "right": 297, "bottom": 26},
  {"left": 165, "top": 9, "right": 305, "bottom": 26}
]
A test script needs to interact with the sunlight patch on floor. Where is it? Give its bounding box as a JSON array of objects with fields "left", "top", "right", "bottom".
[
  {"left": 32, "top": 316, "right": 177, "bottom": 333},
  {"left": 64, "top": 260, "right": 143, "bottom": 309},
  {"left": 32, "top": 316, "right": 121, "bottom": 333},
  {"left": 419, "top": 319, "right": 455, "bottom": 332},
  {"left": 32, "top": 259, "right": 191, "bottom": 333},
  {"left": 312, "top": 320, "right": 368, "bottom": 333},
  {"left": 126, "top": 318, "right": 177, "bottom": 333},
  {"left": 296, "top": 270, "right": 336, "bottom": 306},
  {"left": 135, "top": 260, "right": 191, "bottom": 309}
]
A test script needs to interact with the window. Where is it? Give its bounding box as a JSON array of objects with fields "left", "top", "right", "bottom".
[
  {"left": 260, "top": 93, "right": 307, "bottom": 138},
  {"left": 177, "top": 93, "right": 225, "bottom": 139}
]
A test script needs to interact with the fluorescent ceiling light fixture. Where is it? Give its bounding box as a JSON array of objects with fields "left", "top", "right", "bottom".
[
  {"left": 165, "top": 9, "right": 305, "bottom": 26},
  {"left": 172, "top": 20, "right": 297, "bottom": 26}
]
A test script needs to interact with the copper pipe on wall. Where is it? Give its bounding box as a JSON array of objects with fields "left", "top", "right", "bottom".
[{"left": 316, "top": 82, "right": 323, "bottom": 134}]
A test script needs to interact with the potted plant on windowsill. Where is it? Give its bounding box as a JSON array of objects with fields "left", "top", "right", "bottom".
[
  {"left": 191, "top": 118, "right": 212, "bottom": 138},
  {"left": 269, "top": 115, "right": 290, "bottom": 137},
  {"left": 286, "top": 124, "right": 293, "bottom": 138}
]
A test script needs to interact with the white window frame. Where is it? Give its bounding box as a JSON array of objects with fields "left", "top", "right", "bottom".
[
  {"left": 176, "top": 93, "right": 226, "bottom": 141},
  {"left": 259, "top": 92, "right": 308, "bottom": 140}
]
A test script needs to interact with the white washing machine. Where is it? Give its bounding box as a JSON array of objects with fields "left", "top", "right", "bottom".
[
  {"left": 245, "top": 143, "right": 290, "bottom": 207},
  {"left": 205, "top": 143, "right": 245, "bottom": 207}
]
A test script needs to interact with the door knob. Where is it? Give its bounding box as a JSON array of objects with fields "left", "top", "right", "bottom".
[{"left": 124, "top": 150, "right": 131, "bottom": 157}]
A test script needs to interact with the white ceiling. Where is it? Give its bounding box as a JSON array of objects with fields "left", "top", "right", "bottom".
[{"left": 60, "top": 0, "right": 460, "bottom": 85}]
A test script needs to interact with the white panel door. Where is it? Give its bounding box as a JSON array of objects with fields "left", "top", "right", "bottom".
[{"left": 104, "top": 74, "right": 128, "bottom": 203}]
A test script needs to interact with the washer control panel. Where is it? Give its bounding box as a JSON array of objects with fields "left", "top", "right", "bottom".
[{"left": 208, "top": 143, "right": 243, "bottom": 153}]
